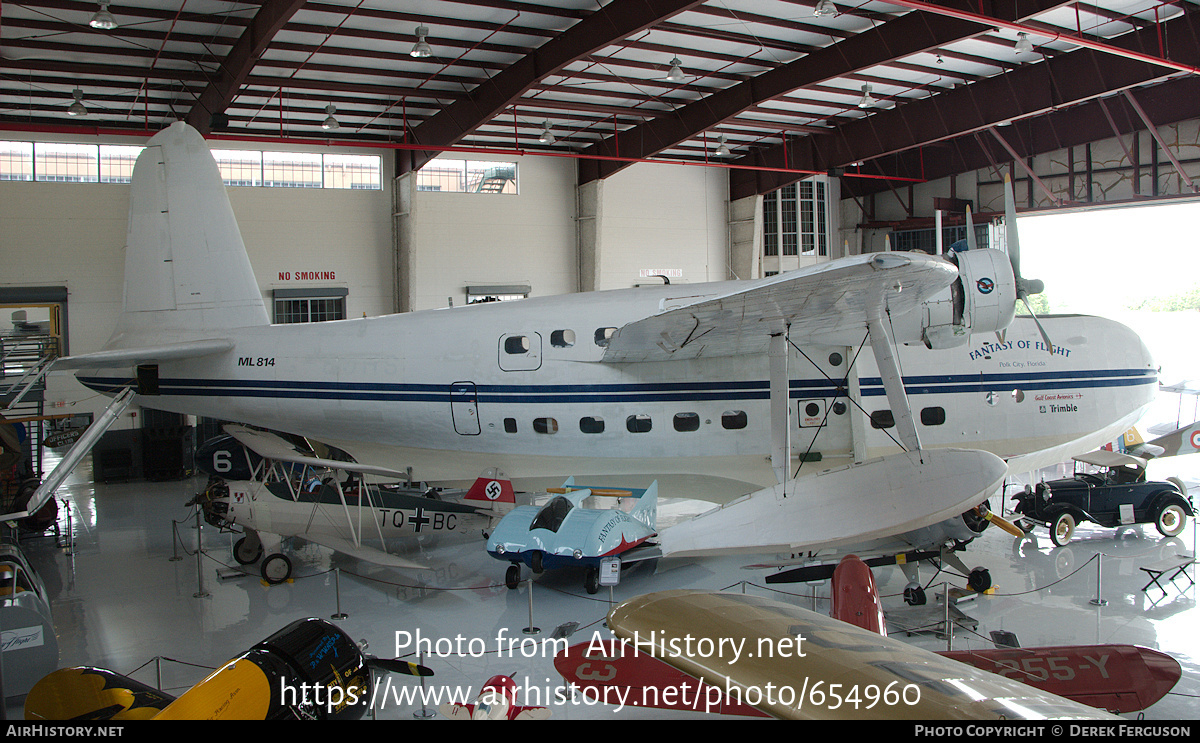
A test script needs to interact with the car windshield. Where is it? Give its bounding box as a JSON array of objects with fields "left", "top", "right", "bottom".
[{"left": 530, "top": 496, "right": 573, "bottom": 533}]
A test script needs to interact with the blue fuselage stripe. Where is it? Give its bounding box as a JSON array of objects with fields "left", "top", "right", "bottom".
[{"left": 77, "top": 369, "right": 1157, "bottom": 404}]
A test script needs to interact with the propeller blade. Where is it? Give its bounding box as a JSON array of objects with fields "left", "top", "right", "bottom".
[
  {"left": 1021, "top": 296, "right": 1055, "bottom": 354},
  {"left": 1004, "top": 174, "right": 1022, "bottom": 276},
  {"left": 965, "top": 205, "right": 978, "bottom": 251},
  {"left": 985, "top": 509, "right": 1026, "bottom": 538},
  {"left": 368, "top": 658, "right": 435, "bottom": 677}
]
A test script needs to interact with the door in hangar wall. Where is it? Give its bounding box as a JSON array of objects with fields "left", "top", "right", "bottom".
[{"left": 450, "top": 382, "right": 481, "bottom": 435}]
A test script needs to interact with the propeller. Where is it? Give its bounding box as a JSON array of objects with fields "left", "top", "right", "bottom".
[
  {"left": 358, "top": 639, "right": 435, "bottom": 677},
  {"left": 973, "top": 502, "right": 1025, "bottom": 538},
  {"left": 1003, "top": 175, "right": 1054, "bottom": 354}
]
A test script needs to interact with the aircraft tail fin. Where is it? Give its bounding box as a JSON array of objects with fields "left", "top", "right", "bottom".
[
  {"left": 108, "top": 122, "right": 269, "bottom": 346},
  {"left": 463, "top": 469, "right": 516, "bottom": 506},
  {"left": 630, "top": 480, "right": 658, "bottom": 530}
]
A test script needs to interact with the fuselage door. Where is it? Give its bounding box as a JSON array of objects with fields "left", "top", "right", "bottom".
[{"left": 450, "top": 382, "right": 481, "bottom": 436}]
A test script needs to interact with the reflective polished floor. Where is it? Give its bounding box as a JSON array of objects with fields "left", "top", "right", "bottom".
[{"left": 5, "top": 454, "right": 1198, "bottom": 721}]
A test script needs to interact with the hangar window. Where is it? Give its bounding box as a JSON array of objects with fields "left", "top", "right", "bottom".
[
  {"left": 533, "top": 417, "right": 558, "bottom": 434},
  {"left": 416, "top": 158, "right": 517, "bottom": 194},
  {"left": 921, "top": 407, "right": 946, "bottom": 426},
  {"left": 212, "top": 149, "right": 264, "bottom": 186},
  {"left": 626, "top": 415, "right": 652, "bottom": 433},
  {"left": 504, "top": 418, "right": 518, "bottom": 433},
  {"left": 551, "top": 330, "right": 575, "bottom": 348},
  {"left": 264, "top": 151, "right": 323, "bottom": 188},
  {"left": 763, "top": 179, "right": 827, "bottom": 257},
  {"left": 673, "top": 413, "right": 700, "bottom": 432},
  {"left": 0, "top": 141, "right": 33, "bottom": 180},
  {"left": 579, "top": 416, "right": 605, "bottom": 434},
  {"left": 323, "top": 154, "right": 382, "bottom": 190},
  {"left": 594, "top": 327, "right": 617, "bottom": 347},
  {"left": 273, "top": 288, "right": 347, "bottom": 323},
  {"left": 721, "top": 411, "right": 748, "bottom": 430},
  {"left": 870, "top": 410, "right": 895, "bottom": 429},
  {"left": 34, "top": 143, "right": 98, "bottom": 183}
]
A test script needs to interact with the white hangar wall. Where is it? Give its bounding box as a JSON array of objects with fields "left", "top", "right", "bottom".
[{"left": 2, "top": 130, "right": 732, "bottom": 431}]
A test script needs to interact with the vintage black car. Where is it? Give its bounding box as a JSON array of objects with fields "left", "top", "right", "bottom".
[{"left": 1012, "top": 451, "right": 1193, "bottom": 547}]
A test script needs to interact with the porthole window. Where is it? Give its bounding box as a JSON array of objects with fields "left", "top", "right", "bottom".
[
  {"left": 828, "top": 352, "right": 843, "bottom": 366},
  {"left": 503, "top": 418, "right": 518, "bottom": 433},
  {"left": 533, "top": 417, "right": 558, "bottom": 434},
  {"left": 626, "top": 414, "right": 652, "bottom": 433},
  {"left": 721, "top": 410, "right": 748, "bottom": 430},
  {"left": 832, "top": 401, "right": 847, "bottom": 415},
  {"left": 673, "top": 413, "right": 700, "bottom": 432},
  {"left": 504, "top": 335, "right": 530, "bottom": 354},
  {"left": 804, "top": 402, "right": 821, "bottom": 418},
  {"left": 594, "top": 327, "right": 617, "bottom": 347},
  {"left": 579, "top": 416, "right": 605, "bottom": 434},
  {"left": 551, "top": 329, "right": 575, "bottom": 348},
  {"left": 920, "top": 407, "right": 946, "bottom": 426},
  {"left": 1012, "top": 389, "right": 1025, "bottom": 403},
  {"left": 870, "top": 410, "right": 895, "bottom": 429}
]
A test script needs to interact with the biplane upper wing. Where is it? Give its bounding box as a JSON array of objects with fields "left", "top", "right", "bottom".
[
  {"left": 601, "top": 252, "right": 956, "bottom": 363},
  {"left": 606, "top": 590, "right": 1120, "bottom": 721},
  {"left": 223, "top": 424, "right": 412, "bottom": 479}
]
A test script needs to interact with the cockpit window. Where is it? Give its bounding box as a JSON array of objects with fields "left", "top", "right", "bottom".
[{"left": 530, "top": 495, "right": 573, "bottom": 533}]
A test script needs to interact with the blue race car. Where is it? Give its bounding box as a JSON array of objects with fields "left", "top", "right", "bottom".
[{"left": 487, "top": 479, "right": 658, "bottom": 593}]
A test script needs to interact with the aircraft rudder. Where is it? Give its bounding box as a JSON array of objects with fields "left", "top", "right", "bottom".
[{"left": 464, "top": 470, "right": 515, "bottom": 505}]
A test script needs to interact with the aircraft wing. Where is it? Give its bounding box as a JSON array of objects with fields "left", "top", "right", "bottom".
[
  {"left": 223, "top": 424, "right": 413, "bottom": 480},
  {"left": 302, "top": 533, "right": 431, "bottom": 571},
  {"left": 606, "top": 590, "right": 1120, "bottom": 720},
  {"left": 50, "top": 338, "right": 234, "bottom": 369},
  {"left": 602, "top": 252, "right": 956, "bottom": 363}
]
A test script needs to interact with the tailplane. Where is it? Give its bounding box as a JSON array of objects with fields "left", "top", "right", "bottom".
[{"left": 109, "top": 121, "right": 268, "bottom": 346}]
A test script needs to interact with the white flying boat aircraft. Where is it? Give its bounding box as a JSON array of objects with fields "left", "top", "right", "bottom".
[{"left": 39, "top": 123, "right": 1157, "bottom": 555}]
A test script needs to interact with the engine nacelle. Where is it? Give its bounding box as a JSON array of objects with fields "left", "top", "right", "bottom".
[{"left": 920, "top": 248, "right": 1017, "bottom": 349}]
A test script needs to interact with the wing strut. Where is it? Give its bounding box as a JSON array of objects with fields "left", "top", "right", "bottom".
[
  {"left": 3, "top": 387, "right": 136, "bottom": 523},
  {"left": 866, "top": 313, "right": 922, "bottom": 456},
  {"left": 769, "top": 331, "right": 791, "bottom": 488}
]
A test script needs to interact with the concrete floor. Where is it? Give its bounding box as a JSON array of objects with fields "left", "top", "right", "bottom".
[{"left": 4, "top": 453, "right": 1198, "bottom": 721}]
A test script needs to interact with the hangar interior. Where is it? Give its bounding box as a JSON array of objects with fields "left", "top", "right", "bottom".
[{"left": 1, "top": 0, "right": 1199, "bottom": 721}]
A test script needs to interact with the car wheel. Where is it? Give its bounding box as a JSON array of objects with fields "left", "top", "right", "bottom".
[
  {"left": 1051, "top": 512, "right": 1075, "bottom": 547},
  {"left": 261, "top": 553, "right": 292, "bottom": 584},
  {"left": 505, "top": 564, "right": 521, "bottom": 590},
  {"left": 584, "top": 567, "right": 600, "bottom": 595},
  {"left": 530, "top": 550, "right": 544, "bottom": 574},
  {"left": 233, "top": 536, "right": 262, "bottom": 565},
  {"left": 1016, "top": 518, "right": 1035, "bottom": 534},
  {"left": 1155, "top": 503, "right": 1187, "bottom": 538}
]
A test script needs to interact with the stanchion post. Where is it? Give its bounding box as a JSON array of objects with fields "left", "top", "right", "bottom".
[
  {"left": 413, "top": 651, "right": 436, "bottom": 719},
  {"left": 944, "top": 581, "right": 952, "bottom": 652},
  {"left": 524, "top": 578, "right": 540, "bottom": 635},
  {"left": 193, "top": 508, "right": 209, "bottom": 598},
  {"left": 332, "top": 568, "right": 348, "bottom": 619},
  {"left": 1090, "top": 553, "right": 1108, "bottom": 606}
]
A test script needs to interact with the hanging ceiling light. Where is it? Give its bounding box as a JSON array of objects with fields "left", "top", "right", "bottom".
[
  {"left": 813, "top": 0, "right": 836, "bottom": 17},
  {"left": 1014, "top": 32, "right": 1033, "bottom": 54},
  {"left": 410, "top": 26, "right": 433, "bottom": 58},
  {"left": 715, "top": 135, "right": 731, "bottom": 157},
  {"left": 67, "top": 88, "right": 88, "bottom": 116},
  {"left": 538, "top": 121, "right": 555, "bottom": 144},
  {"left": 89, "top": 1, "right": 117, "bottom": 30},
  {"left": 321, "top": 104, "right": 339, "bottom": 131},
  {"left": 857, "top": 83, "right": 876, "bottom": 109},
  {"left": 666, "top": 57, "right": 685, "bottom": 83}
]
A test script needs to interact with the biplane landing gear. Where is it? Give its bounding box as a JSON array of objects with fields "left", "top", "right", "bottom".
[
  {"left": 505, "top": 564, "right": 521, "bottom": 590},
  {"left": 233, "top": 535, "right": 263, "bottom": 565},
  {"left": 967, "top": 567, "right": 992, "bottom": 593},
  {"left": 903, "top": 584, "right": 926, "bottom": 606},
  {"left": 261, "top": 553, "right": 293, "bottom": 584}
]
